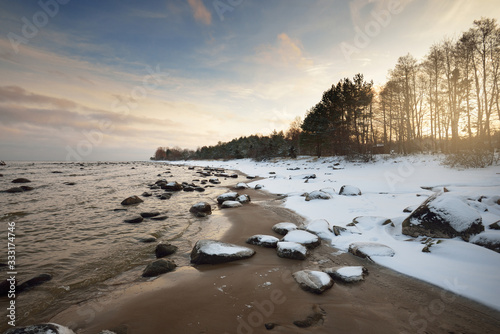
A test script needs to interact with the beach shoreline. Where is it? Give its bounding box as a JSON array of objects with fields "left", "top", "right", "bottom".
[{"left": 49, "top": 174, "right": 500, "bottom": 334}]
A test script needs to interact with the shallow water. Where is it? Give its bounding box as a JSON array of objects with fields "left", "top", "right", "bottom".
[{"left": 0, "top": 161, "right": 237, "bottom": 331}]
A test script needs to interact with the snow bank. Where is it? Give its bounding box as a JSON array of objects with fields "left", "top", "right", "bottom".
[{"left": 180, "top": 155, "right": 500, "bottom": 311}]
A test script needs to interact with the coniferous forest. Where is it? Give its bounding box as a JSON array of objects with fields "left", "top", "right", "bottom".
[{"left": 152, "top": 18, "right": 500, "bottom": 163}]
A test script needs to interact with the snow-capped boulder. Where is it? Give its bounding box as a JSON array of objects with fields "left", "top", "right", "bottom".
[
  {"left": 217, "top": 192, "right": 239, "bottom": 204},
  {"left": 255, "top": 184, "right": 264, "bottom": 190},
  {"left": 190, "top": 240, "right": 255, "bottom": 264},
  {"left": 246, "top": 235, "right": 279, "bottom": 248},
  {"left": 237, "top": 194, "right": 251, "bottom": 203},
  {"left": 470, "top": 232, "right": 500, "bottom": 253},
  {"left": 402, "top": 193, "right": 484, "bottom": 241},
  {"left": 281, "top": 230, "right": 321, "bottom": 248},
  {"left": 5, "top": 323, "right": 75, "bottom": 334},
  {"left": 221, "top": 200, "right": 243, "bottom": 208},
  {"left": 189, "top": 202, "right": 212, "bottom": 215},
  {"left": 142, "top": 259, "right": 177, "bottom": 277},
  {"left": 272, "top": 222, "right": 298, "bottom": 235},
  {"left": 304, "top": 219, "right": 334, "bottom": 241},
  {"left": 164, "top": 182, "right": 183, "bottom": 191},
  {"left": 324, "top": 266, "right": 367, "bottom": 283},
  {"left": 235, "top": 182, "right": 249, "bottom": 189},
  {"left": 339, "top": 185, "right": 362, "bottom": 196},
  {"left": 276, "top": 242, "right": 308, "bottom": 260},
  {"left": 305, "top": 190, "right": 332, "bottom": 201},
  {"left": 209, "top": 177, "right": 221, "bottom": 184},
  {"left": 348, "top": 242, "right": 395, "bottom": 259},
  {"left": 292, "top": 270, "right": 333, "bottom": 294}
]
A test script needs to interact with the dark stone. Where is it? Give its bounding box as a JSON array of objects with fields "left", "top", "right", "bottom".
[
  {"left": 140, "top": 212, "right": 161, "bottom": 218},
  {"left": 121, "top": 195, "right": 144, "bottom": 206},
  {"left": 155, "top": 243, "right": 178, "bottom": 258},
  {"left": 194, "top": 187, "right": 205, "bottom": 192},
  {"left": 150, "top": 215, "right": 168, "bottom": 221},
  {"left": 332, "top": 226, "right": 347, "bottom": 236},
  {"left": 189, "top": 202, "right": 212, "bottom": 215},
  {"left": 20, "top": 186, "right": 34, "bottom": 191},
  {"left": 51, "top": 171, "right": 63, "bottom": 174},
  {"left": 124, "top": 216, "right": 144, "bottom": 224},
  {"left": 138, "top": 236, "right": 157, "bottom": 243},
  {"left": 5, "top": 187, "right": 24, "bottom": 193},
  {"left": 12, "top": 178, "right": 31, "bottom": 183},
  {"left": 183, "top": 186, "right": 195, "bottom": 192},
  {"left": 142, "top": 192, "right": 152, "bottom": 197},
  {"left": 142, "top": 259, "right": 176, "bottom": 277},
  {"left": 159, "top": 193, "right": 172, "bottom": 200},
  {"left": 402, "top": 193, "right": 484, "bottom": 241},
  {"left": 0, "top": 279, "right": 13, "bottom": 296},
  {"left": 63, "top": 182, "right": 76, "bottom": 186},
  {"left": 164, "top": 182, "right": 183, "bottom": 191},
  {"left": 17, "top": 274, "right": 52, "bottom": 293},
  {"left": 489, "top": 221, "right": 500, "bottom": 230},
  {"left": 265, "top": 323, "right": 276, "bottom": 330}
]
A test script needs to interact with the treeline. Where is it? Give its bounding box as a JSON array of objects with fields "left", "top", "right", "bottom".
[{"left": 152, "top": 18, "right": 500, "bottom": 161}]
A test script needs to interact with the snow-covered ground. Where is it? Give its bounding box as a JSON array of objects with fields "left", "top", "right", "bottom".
[{"left": 179, "top": 155, "right": 500, "bottom": 311}]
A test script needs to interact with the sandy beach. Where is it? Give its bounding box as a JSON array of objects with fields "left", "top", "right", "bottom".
[{"left": 50, "top": 185, "right": 500, "bottom": 334}]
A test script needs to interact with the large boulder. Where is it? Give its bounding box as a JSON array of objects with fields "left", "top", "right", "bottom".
[
  {"left": 292, "top": 270, "right": 333, "bottom": 294},
  {"left": 339, "top": 185, "right": 361, "bottom": 196},
  {"left": 246, "top": 235, "right": 279, "bottom": 248},
  {"left": 189, "top": 202, "right": 212, "bottom": 215},
  {"left": 402, "top": 193, "right": 484, "bottom": 241},
  {"left": 304, "top": 219, "right": 334, "bottom": 241},
  {"left": 272, "top": 222, "right": 298, "bottom": 235},
  {"left": 5, "top": 323, "right": 75, "bottom": 334},
  {"left": 190, "top": 240, "right": 255, "bottom": 264},
  {"left": 324, "top": 266, "right": 367, "bottom": 283},
  {"left": 142, "top": 259, "right": 176, "bottom": 277},
  {"left": 217, "top": 192, "right": 239, "bottom": 204},
  {"left": 121, "top": 196, "right": 144, "bottom": 206},
  {"left": 349, "top": 242, "right": 395, "bottom": 259},
  {"left": 276, "top": 242, "right": 308, "bottom": 260},
  {"left": 281, "top": 230, "right": 321, "bottom": 249}
]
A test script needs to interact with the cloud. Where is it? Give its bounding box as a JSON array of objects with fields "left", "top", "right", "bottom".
[
  {"left": 0, "top": 85, "right": 78, "bottom": 109},
  {"left": 187, "top": 0, "right": 212, "bottom": 25},
  {"left": 255, "top": 33, "right": 313, "bottom": 69}
]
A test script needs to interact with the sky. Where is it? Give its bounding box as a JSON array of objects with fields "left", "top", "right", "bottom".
[{"left": 0, "top": 0, "right": 499, "bottom": 161}]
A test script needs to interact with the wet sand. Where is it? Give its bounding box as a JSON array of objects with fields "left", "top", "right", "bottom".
[{"left": 51, "top": 186, "right": 500, "bottom": 334}]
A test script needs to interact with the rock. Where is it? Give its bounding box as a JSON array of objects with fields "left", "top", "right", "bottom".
[
  {"left": 190, "top": 240, "right": 255, "bottom": 264},
  {"left": 292, "top": 270, "right": 333, "bottom": 294},
  {"left": 12, "top": 178, "right": 31, "bottom": 183},
  {"left": 217, "top": 192, "right": 239, "bottom": 204},
  {"left": 349, "top": 242, "right": 395, "bottom": 259},
  {"left": 305, "top": 190, "right": 332, "bottom": 201},
  {"left": 124, "top": 216, "right": 144, "bottom": 224},
  {"left": 140, "top": 212, "right": 161, "bottom": 218},
  {"left": 293, "top": 304, "right": 326, "bottom": 328},
  {"left": 230, "top": 174, "right": 239, "bottom": 178},
  {"left": 164, "top": 182, "right": 183, "bottom": 191},
  {"left": 17, "top": 274, "right": 52, "bottom": 293},
  {"left": 339, "top": 185, "right": 362, "bottom": 196},
  {"left": 189, "top": 202, "right": 212, "bottom": 215},
  {"left": 281, "top": 230, "right": 320, "bottom": 249},
  {"left": 246, "top": 175, "right": 257, "bottom": 179},
  {"left": 276, "top": 242, "right": 308, "bottom": 260},
  {"left": 303, "top": 174, "right": 316, "bottom": 179},
  {"left": 183, "top": 186, "right": 195, "bottom": 192},
  {"left": 237, "top": 194, "right": 251, "bottom": 203},
  {"left": 121, "top": 195, "right": 144, "bottom": 206},
  {"left": 142, "top": 259, "right": 176, "bottom": 277},
  {"left": 235, "top": 182, "right": 249, "bottom": 189},
  {"left": 194, "top": 187, "right": 205, "bottom": 192},
  {"left": 489, "top": 221, "right": 500, "bottom": 230},
  {"left": 470, "top": 232, "right": 500, "bottom": 253},
  {"left": 0, "top": 279, "right": 13, "bottom": 296},
  {"left": 63, "top": 182, "right": 76, "bottom": 186},
  {"left": 5, "top": 323, "right": 75, "bottom": 334},
  {"left": 142, "top": 192, "right": 152, "bottom": 197},
  {"left": 0, "top": 161, "right": 5, "bottom": 166},
  {"left": 20, "top": 186, "right": 34, "bottom": 191},
  {"left": 403, "top": 205, "right": 417, "bottom": 213},
  {"left": 150, "top": 215, "right": 168, "bottom": 221},
  {"left": 350, "top": 216, "right": 392, "bottom": 227},
  {"left": 155, "top": 243, "right": 178, "bottom": 258},
  {"left": 137, "top": 236, "right": 157, "bottom": 243},
  {"left": 272, "top": 222, "right": 298, "bottom": 235},
  {"left": 324, "top": 266, "right": 367, "bottom": 283},
  {"left": 402, "top": 193, "right": 484, "bottom": 241},
  {"left": 332, "top": 225, "right": 347, "bottom": 236},
  {"left": 5, "top": 187, "right": 24, "bottom": 193},
  {"left": 159, "top": 193, "right": 172, "bottom": 200},
  {"left": 221, "top": 200, "right": 243, "bottom": 208},
  {"left": 209, "top": 178, "right": 221, "bottom": 184},
  {"left": 255, "top": 184, "right": 264, "bottom": 190},
  {"left": 304, "top": 219, "right": 334, "bottom": 240},
  {"left": 246, "top": 235, "right": 279, "bottom": 248}
]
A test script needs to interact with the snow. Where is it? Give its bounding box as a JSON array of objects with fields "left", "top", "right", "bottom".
[
  {"left": 427, "top": 193, "right": 482, "bottom": 232},
  {"left": 277, "top": 241, "right": 307, "bottom": 254},
  {"left": 470, "top": 231, "right": 500, "bottom": 244},
  {"left": 305, "top": 190, "right": 332, "bottom": 201},
  {"left": 339, "top": 185, "right": 362, "bottom": 196},
  {"left": 349, "top": 242, "right": 396, "bottom": 257},
  {"left": 221, "top": 200, "right": 243, "bottom": 208},
  {"left": 272, "top": 222, "right": 297, "bottom": 235},
  {"left": 335, "top": 266, "right": 364, "bottom": 278},
  {"left": 180, "top": 155, "right": 500, "bottom": 311},
  {"left": 197, "top": 240, "right": 253, "bottom": 256},
  {"left": 281, "top": 230, "right": 319, "bottom": 245}
]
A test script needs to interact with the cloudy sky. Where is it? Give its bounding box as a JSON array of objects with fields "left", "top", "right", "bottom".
[{"left": 0, "top": 0, "right": 498, "bottom": 161}]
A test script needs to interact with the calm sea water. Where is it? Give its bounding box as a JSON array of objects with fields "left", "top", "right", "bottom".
[{"left": 0, "top": 161, "right": 236, "bottom": 330}]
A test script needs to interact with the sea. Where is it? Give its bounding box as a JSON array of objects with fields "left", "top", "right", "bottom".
[{"left": 0, "top": 161, "right": 236, "bottom": 332}]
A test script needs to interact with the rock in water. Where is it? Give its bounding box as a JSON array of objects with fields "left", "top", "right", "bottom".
[
  {"left": 189, "top": 202, "right": 212, "bottom": 215},
  {"left": 5, "top": 187, "right": 24, "bottom": 193},
  {"left": 155, "top": 243, "right": 178, "bottom": 258},
  {"left": 12, "top": 178, "right": 31, "bottom": 184},
  {"left": 124, "top": 216, "right": 144, "bottom": 224},
  {"left": 121, "top": 195, "right": 144, "bottom": 206},
  {"left": 292, "top": 270, "right": 333, "bottom": 294},
  {"left": 246, "top": 235, "right": 279, "bottom": 248},
  {"left": 402, "top": 193, "right": 484, "bottom": 241},
  {"left": 17, "top": 274, "right": 52, "bottom": 293},
  {"left": 140, "top": 212, "right": 161, "bottom": 218},
  {"left": 272, "top": 222, "right": 298, "bottom": 235},
  {"left": 339, "top": 185, "right": 362, "bottom": 196},
  {"left": 276, "top": 242, "right": 308, "bottom": 260},
  {"left": 142, "top": 259, "right": 176, "bottom": 277},
  {"left": 348, "top": 242, "right": 395, "bottom": 259},
  {"left": 5, "top": 323, "right": 75, "bottom": 334},
  {"left": 190, "top": 240, "right": 255, "bottom": 264}
]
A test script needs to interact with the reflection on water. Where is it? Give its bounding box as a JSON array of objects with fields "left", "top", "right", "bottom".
[{"left": 0, "top": 161, "right": 237, "bottom": 330}]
